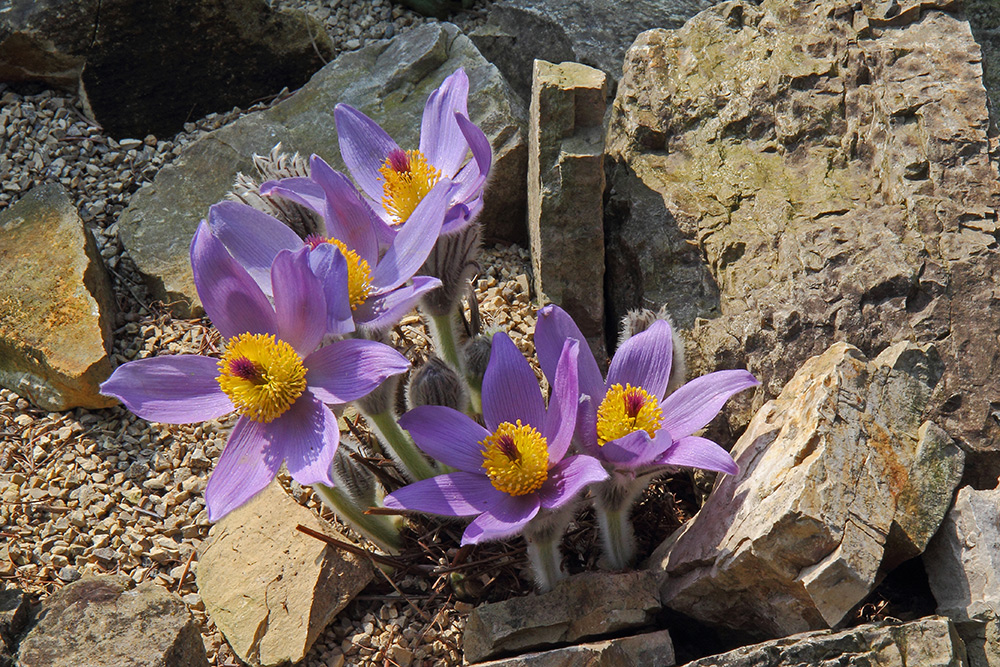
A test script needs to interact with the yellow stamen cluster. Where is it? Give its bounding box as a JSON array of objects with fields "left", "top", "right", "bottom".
[
  {"left": 596, "top": 384, "right": 663, "bottom": 446},
  {"left": 378, "top": 149, "right": 441, "bottom": 225},
  {"left": 480, "top": 420, "right": 549, "bottom": 496},
  {"left": 324, "top": 238, "right": 373, "bottom": 310},
  {"left": 217, "top": 333, "right": 307, "bottom": 423}
]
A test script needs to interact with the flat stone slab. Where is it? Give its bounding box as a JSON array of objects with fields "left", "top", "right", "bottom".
[
  {"left": 196, "top": 481, "right": 373, "bottom": 667},
  {"left": 119, "top": 21, "right": 527, "bottom": 316},
  {"left": 464, "top": 570, "right": 661, "bottom": 663},
  {"left": 17, "top": 576, "right": 207, "bottom": 667},
  {"left": 0, "top": 183, "right": 117, "bottom": 410},
  {"left": 473, "top": 628, "right": 675, "bottom": 666}
]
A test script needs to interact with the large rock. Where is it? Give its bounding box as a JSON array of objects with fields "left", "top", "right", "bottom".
[
  {"left": 0, "top": 0, "right": 333, "bottom": 138},
  {"left": 528, "top": 60, "right": 607, "bottom": 363},
  {"left": 651, "top": 342, "right": 965, "bottom": 638},
  {"left": 196, "top": 481, "right": 373, "bottom": 667},
  {"left": 967, "top": 0, "right": 1000, "bottom": 131},
  {"left": 0, "top": 184, "right": 117, "bottom": 410},
  {"left": 119, "top": 22, "right": 527, "bottom": 317},
  {"left": 680, "top": 616, "right": 966, "bottom": 667},
  {"left": 16, "top": 576, "right": 207, "bottom": 667},
  {"left": 605, "top": 0, "right": 1000, "bottom": 484},
  {"left": 470, "top": 0, "right": 718, "bottom": 98},
  {"left": 464, "top": 571, "right": 661, "bottom": 664},
  {"left": 473, "top": 629, "right": 675, "bottom": 667},
  {"left": 0, "top": 587, "right": 28, "bottom": 667}
]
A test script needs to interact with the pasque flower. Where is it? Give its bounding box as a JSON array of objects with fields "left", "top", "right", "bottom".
[
  {"left": 534, "top": 304, "right": 758, "bottom": 569},
  {"left": 332, "top": 68, "right": 492, "bottom": 236},
  {"left": 384, "top": 333, "right": 607, "bottom": 546},
  {"left": 100, "top": 223, "right": 410, "bottom": 520},
  {"left": 208, "top": 164, "right": 453, "bottom": 332}
]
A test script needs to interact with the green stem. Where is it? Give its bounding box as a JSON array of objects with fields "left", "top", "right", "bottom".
[
  {"left": 366, "top": 409, "right": 437, "bottom": 481},
  {"left": 428, "top": 311, "right": 463, "bottom": 373},
  {"left": 312, "top": 483, "right": 402, "bottom": 554},
  {"left": 595, "top": 505, "right": 636, "bottom": 570},
  {"left": 526, "top": 534, "right": 565, "bottom": 592}
]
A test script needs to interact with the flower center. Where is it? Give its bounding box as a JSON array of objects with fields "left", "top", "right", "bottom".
[
  {"left": 217, "top": 333, "right": 308, "bottom": 423},
  {"left": 480, "top": 420, "right": 549, "bottom": 496},
  {"left": 378, "top": 148, "right": 441, "bottom": 225},
  {"left": 596, "top": 384, "right": 663, "bottom": 446},
  {"left": 305, "top": 235, "right": 373, "bottom": 310}
]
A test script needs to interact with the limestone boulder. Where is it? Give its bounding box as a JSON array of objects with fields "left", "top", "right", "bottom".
[
  {"left": 464, "top": 571, "right": 661, "bottom": 664},
  {"left": 473, "top": 629, "right": 675, "bottom": 666},
  {"left": 651, "top": 342, "right": 965, "bottom": 638},
  {"left": 681, "top": 616, "right": 966, "bottom": 667},
  {"left": 196, "top": 481, "right": 372, "bottom": 667},
  {"left": 528, "top": 60, "right": 607, "bottom": 363},
  {"left": 119, "top": 22, "right": 527, "bottom": 316},
  {"left": 0, "top": 0, "right": 333, "bottom": 138},
  {"left": 0, "top": 184, "right": 117, "bottom": 410},
  {"left": 605, "top": 0, "right": 1000, "bottom": 483},
  {"left": 16, "top": 576, "right": 207, "bottom": 667}
]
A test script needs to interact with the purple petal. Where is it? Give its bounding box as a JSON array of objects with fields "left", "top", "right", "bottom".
[
  {"left": 462, "top": 494, "right": 540, "bottom": 545},
  {"left": 481, "top": 332, "right": 545, "bottom": 432},
  {"left": 335, "top": 103, "right": 400, "bottom": 203},
  {"left": 205, "top": 417, "right": 282, "bottom": 521},
  {"left": 538, "top": 455, "right": 608, "bottom": 509},
  {"left": 419, "top": 69, "right": 470, "bottom": 177},
  {"left": 271, "top": 247, "right": 327, "bottom": 355},
  {"left": 601, "top": 430, "right": 672, "bottom": 468},
  {"left": 535, "top": 304, "right": 605, "bottom": 403},
  {"left": 190, "top": 221, "right": 278, "bottom": 340},
  {"left": 100, "top": 356, "right": 233, "bottom": 423},
  {"left": 260, "top": 177, "right": 329, "bottom": 218},
  {"left": 305, "top": 338, "right": 409, "bottom": 404},
  {"left": 450, "top": 113, "right": 491, "bottom": 201},
  {"left": 606, "top": 319, "right": 673, "bottom": 400},
  {"left": 440, "top": 200, "right": 473, "bottom": 236},
  {"left": 384, "top": 471, "right": 502, "bottom": 516},
  {"left": 307, "top": 243, "right": 355, "bottom": 336},
  {"left": 575, "top": 394, "right": 600, "bottom": 456},
  {"left": 543, "top": 339, "right": 579, "bottom": 465},
  {"left": 370, "top": 178, "right": 451, "bottom": 291},
  {"left": 311, "top": 156, "right": 380, "bottom": 265},
  {"left": 655, "top": 435, "right": 739, "bottom": 475},
  {"left": 207, "top": 201, "right": 303, "bottom": 296},
  {"left": 354, "top": 276, "right": 442, "bottom": 331},
  {"left": 660, "top": 369, "right": 759, "bottom": 439},
  {"left": 397, "top": 406, "right": 490, "bottom": 473},
  {"left": 264, "top": 390, "right": 338, "bottom": 487}
]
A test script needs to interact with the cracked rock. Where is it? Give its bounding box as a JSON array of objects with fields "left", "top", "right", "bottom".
[{"left": 651, "top": 342, "right": 965, "bottom": 638}]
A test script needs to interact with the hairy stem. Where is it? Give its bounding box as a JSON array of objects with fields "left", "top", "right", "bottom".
[
  {"left": 313, "top": 483, "right": 402, "bottom": 554},
  {"left": 365, "top": 409, "right": 437, "bottom": 482}
]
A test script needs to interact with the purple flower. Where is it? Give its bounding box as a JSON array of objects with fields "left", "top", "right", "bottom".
[
  {"left": 384, "top": 333, "right": 608, "bottom": 545},
  {"left": 100, "top": 223, "right": 410, "bottom": 520},
  {"left": 534, "top": 305, "right": 759, "bottom": 475},
  {"left": 208, "top": 163, "right": 452, "bottom": 331},
  {"left": 328, "top": 69, "right": 492, "bottom": 237}
]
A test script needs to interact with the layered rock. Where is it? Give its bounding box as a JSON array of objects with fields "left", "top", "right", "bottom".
[
  {"left": 652, "top": 342, "right": 965, "bottom": 637},
  {"left": 0, "top": 183, "right": 117, "bottom": 410},
  {"left": 473, "top": 629, "right": 675, "bottom": 666},
  {"left": 0, "top": 0, "right": 333, "bottom": 138},
  {"left": 605, "top": 0, "right": 1000, "bottom": 482},
  {"left": 17, "top": 576, "right": 207, "bottom": 667},
  {"left": 119, "top": 22, "right": 527, "bottom": 316},
  {"left": 528, "top": 60, "right": 607, "bottom": 362},
  {"left": 196, "top": 481, "right": 372, "bottom": 667}
]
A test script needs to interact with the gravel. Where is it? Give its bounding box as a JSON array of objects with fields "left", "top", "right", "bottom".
[{"left": 0, "top": 2, "right": 542, "bottom": 665}]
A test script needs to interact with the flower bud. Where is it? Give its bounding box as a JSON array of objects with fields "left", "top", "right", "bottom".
[
  {"left": 618, "top": 306, "right": 687, "bottom": 395},
  {"left": 407, "top": 356, "right": 469, "bottom": 411},
  {"left": 332, "top": 437, "right": 378, "bottom": 507},
  {"left": 227, "top": 142, "right": 323, "bottom": 239},
  {"left": 462, "top": 333, "right": 492, "bottom": 392}
]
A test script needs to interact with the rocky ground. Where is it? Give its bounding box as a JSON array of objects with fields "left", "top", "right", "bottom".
[{"left": 0, "top": 1, "right": 548, "bottom": 665}]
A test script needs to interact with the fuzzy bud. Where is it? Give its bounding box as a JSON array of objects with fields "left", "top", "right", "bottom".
[
  {"left": 332, "top": 437, "right": 378, "bottom": 507},
  {"left": 462, "top": 333, "right": 492, "bottom": 391},
  {"left": 407, "top": 356, "right": 469, "bottom": 411},
  {"left": 227, "top": 143, "right": 323, "bottom": 239},
  {"left": 618, "top": 306, "right": 687, "bottom": 395}
]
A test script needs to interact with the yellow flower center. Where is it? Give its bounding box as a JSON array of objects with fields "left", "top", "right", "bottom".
[
  {"left": 306, "top": 236, "right": 373, "bottom": 310},
  {"left": 217, "top": 333, "right": 308, "bottom": 423},
  {"left": 596, "top": 384, "right": 663, "bottom": 446},
  {"left": 378, "top": 149, "right": 441, "bottom": 225},
  {"left": 480, "top": 420, "right": 549, "bottom": 496}
]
